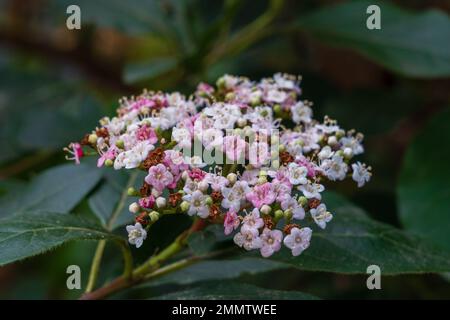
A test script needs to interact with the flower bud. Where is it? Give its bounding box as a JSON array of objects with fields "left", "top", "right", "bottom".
[
  {"left": 182, "top": 171, "right": 189, "bottom": 181},
  {"left": 156, "top": 197, "right": 166, "bottom": 209},
  {"left": 198, "top": 181, "right": 209, "bottom": 192},
  {"left": 250, "top": 97, "right": 261, "bottom": 106},
  {"left": 336, "top": 130, "right": 345, "bottom": 139},
  {"left": 271, "top": 160, "right": 280, "bottom": 169},
  {"left": 259, "top": 170, "right": 268, "bottom": 177},
  {"left": 257, "top": 176, "right": 267, "bottom": 184},
  {"left": 327, "top": 136, "right": 338, "bottom": 146},
  {"left": 273, "top": 104, "right": 282, "bottom": 114},
  {"left": 227, "top": 173, "right": 237, "bottom": 184},
  {"left": 149, "top": 211, "right": 160, "bottom": 222},
  {"left": 88, "top": 134, "right": 98, "bottom": 145},
  {"left": 343, "top": 147, "right": 353, "bottom": 159},
  {"left": 128, "top": 202, "right": 140, "bottom": 214},
  {"left": 115, "top": 140, "right": 125, "bottom": 149},
  {"left": 105, "top": 159, "right": 113, "bottom": 167},
  {"left": 261, "top": 205, "right": 272, "bottom": 215},
  {"left": 274, "top": 209, "right": 284, "bottom": 221},
  {"left": 225, "top": 92, "right": 235, "bottom": 101},
  {"left": 283, "top": 209, "right": 293, "bottom": 221},
  {"left": 237, "top": 118, "right": 247, "bottom": 127},
  {"left": 298, "top": 196, "right": 308, "bottom": 207},
  {"left": 279, "top": 144, "right": 286, "bottom": 152},
  {"left": 127, "top": 187, "right": 138, "bottom": 196},
  {"left": 205, "top": 196, "right": 213, "bottom": 206},
  {"left": 180, "top": 201, "right": 190, "bottom": 212}
]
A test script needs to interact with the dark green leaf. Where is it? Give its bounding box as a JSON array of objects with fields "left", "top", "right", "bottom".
[
  {"left": 0, "top": 163, "right": 102, "bottom": 216},
  {"left": 152, "top": 281, "right": 318, "bottom": 300},
  {"left": 298, "top": 1, "right": 450, "bottom": 77},
  {"left": 268, "top": 192, "right": 450, "bottom": 274},
  {"left": 398, "top": 108, "right": 450, "bottom": 251},
  {"left": 0, "top": 211, "right": 118, "bottom": 266},
  {"left": 139, "top": 258, "right": 289, "bottom": 288},
  {"left": 88, "top": 170, "right": 141, "bottom": 230},
  {"left": 123, "top": 58, "right": 178, "bottom": 84},
  {"left": 187, "top": 230, "right": 217, "bottom": 256}
]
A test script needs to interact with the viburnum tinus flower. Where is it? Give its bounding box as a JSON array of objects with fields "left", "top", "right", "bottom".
[{"left": 65, "top": 73, "right": 372, "bottom": 258}]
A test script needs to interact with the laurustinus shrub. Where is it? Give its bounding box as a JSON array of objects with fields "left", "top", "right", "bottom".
[{"left": 65, "top": 73, "right": 371, "bottom": 258}]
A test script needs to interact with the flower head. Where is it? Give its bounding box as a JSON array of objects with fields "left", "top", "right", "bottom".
[
  {"left": 126, "top": 223, "right": 147, "bottom": 248},
  {"left": 283, "top": 227, "right": 312, "bottom": 256}
]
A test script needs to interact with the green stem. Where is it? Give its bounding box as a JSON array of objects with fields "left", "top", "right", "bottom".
[
  {"left": 85, "top": 240, "right": 106, "bottom": 293},
  {"left": 85, "top": 171, "right": 139, "bottom": 292}
]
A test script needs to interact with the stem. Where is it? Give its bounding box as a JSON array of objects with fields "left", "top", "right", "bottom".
[
  {"left": 80, "top": 219, "right": 208, "bottom": 300},
  {"left": 85, "top": 240, "right": 106, "bottom": 293},
  {"left": 85, "top": 171, "right": 138, "bottom": 292}
]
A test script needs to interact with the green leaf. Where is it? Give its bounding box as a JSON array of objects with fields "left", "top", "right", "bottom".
[
  {"left": 268, "top": 192, "right": 450, "bottom": 274},
  {"left": 152, "top": 281, "right": 318, "bottom": 300},
  {"left": 187, "top": 230, "right": 217, "bottom": 256},
  {"left": 88, "top": 170, "right": 141, "bottom": 230},
  {"left": 0, "top": 211, "right": 119, "bottom": 266},
  {"left": 123, "top": 58, "right": 178, "bottom": 84},
  {"left": 140, "top": 258, "right": 288, "bottom": 288},
  {"left": 398, "top": 108, "right": 450, "bottom": 251},
  {"left": 0, "top": 163, "right": 102, "bottom": 216},
  {"left": 298, "top": 1, "right": 450, "bottom": 78}
]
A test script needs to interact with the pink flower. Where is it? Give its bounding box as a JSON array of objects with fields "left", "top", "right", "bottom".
[
  {"left": 223, "top": 135, "right": 247, "bottom": 162},
  {"left": 260, "top": 228, "right": 283, "bottom": 257},
  {"left": 97, "top": 146, "right": 117, "bottom": 168},
  {"left": 224, "top": 209, "right": 240, "bottom": 235},
  {"left": 296, "top": 156, "right": 318, "bottom": 178},
  {"left": 65, "top": 142, "right": 84, "bottom": 164},
  {"left": 189, "top": 168, "right": 206, "bottom": 181},
  {"left": 139, "top": 196, "right": 155, "bottom": 209},
  {"left": 129, "top": 97, "right": 155, "bottom": 111},
  {"left": 241, "top": 208, "right": 264, "bottom": 232},
  {"left": 246, "top": 182, "right": 276, "bottom": 208},
  {"left": 145, "top": 164, "right": 174, "bottom": 192},
  {"left": 136, "top": 125, "right": 158, "bottom": 144}
]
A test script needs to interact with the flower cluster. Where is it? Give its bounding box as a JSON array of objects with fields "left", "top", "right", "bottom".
[{"left": 66, "top": 74, "right": 371, "bottom": 256}]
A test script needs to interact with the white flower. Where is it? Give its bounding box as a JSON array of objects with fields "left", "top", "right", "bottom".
[
  {"left": 201, "top": 128, "right": 223, "bottom": 150},
  {"left": 298, "top": 183, "right": 325, "bottom": 200},
  {"left": 260, "top": 228, "right": 283, "bottom": 257},
  {"left": 291, "top": 102, "right": 312, "bottom": 124},
  {"left": 318, "top": 146, "right": 334, "bottom": 160},
  {"left": 351, "top": 162, "right": 371, "bottom": 187},
  {"left": 273, "top": 73, "right": 296, "bottom": 90},
  {"left": 287, "top": 163, "right": 308, "bottom": 185},
  {"left": 183, "top": 190, "right": 209, "bottom": 218},
  {"left": 280, "top": 196, "right": 305, "bottom": 220},
  {"left": 123, "top": 141, "right": 154, "bottom": 169},
  {"left": 266, "top": 89, "right": 287, "bottom": 103},
  {"left": 340, "top": 136, "right": 364, "bottom": 155},
  {"left": 172, "top": 127, "right": 192, "bottom": 148},
  {"left": 322, "top": 155, "right": 348, "bottom": 181},
  {"left": 310, "top": 204, "right": 333, "bottom": 229},
  {"left": 126, "top": 223, "right": 147, "bottom": 248},
  {"left": 283, "top": 227, "right": 312, "bottom": 256},
  {"left": 241, "top": 208, "right": 265, "bottom": 232},
  {"left": 233, "top": 228, "right": 262, "bottom": 251},
  {"left": 184, "top": 156, "right": 207, "bottom": 168},
  {"left": 205, "top": 173, "right": 228, "bottom": 191}
]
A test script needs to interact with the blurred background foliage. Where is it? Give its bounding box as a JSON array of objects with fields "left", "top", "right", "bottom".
[{"left": 0, "top": 0, "right": 449, "bottom": 299}]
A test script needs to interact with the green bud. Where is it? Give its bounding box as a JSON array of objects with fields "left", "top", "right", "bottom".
[
  {"left": 298, "top": 196, "right": 308, "bottom": 207},
  {"left": 115, "top": 140, "right": 125, "bottom": 149},
  {"left": 274, "top": 210, "right": 284, "bottom": 222},
  {"left": 205, "top": 196, "right": 213, "bottom": 206},
  {"left": 216, "top": 77, "right": 226, "bottom": 88},
  {"left": 149, "top": 211, "right": 160, "bottom": 222},
  {"left": 250, "top": 97, "right": 261, "bottom": 106},
  {"left": 273, "top": 104, "right": 282, "bottom": 114},
  {"left": 104, "top": 159, "right": 113, "bottom": 167},
  {"left": 336, "top": 130, "right": 345, "bottom": 139},
  {"left": 180, "top": 201, "right": 190, "bottom": 212},
  {"left": 225, "top": 92, "right": 235, "bottom": 101},
  {"left": 127, "top": 187, "right": 138, "bottom": 196},
  {"left": 283, "top": 209, "right": 293, "bottom": 221}
]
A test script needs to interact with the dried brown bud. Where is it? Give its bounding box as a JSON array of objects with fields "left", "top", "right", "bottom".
[
  {"left": 308, "top": 198, "right": 321, "bottom": 209},
  {"left": 283, "top": 223, "right": 300, "bottom": 234},
  {"left": 141, "top": 147, "right": 164, "bottom": 170},
  {"left": 280, "top": 151, "right": 294, "bottom": 166},
  {"left": 211, "top": 190, "right": 223, "bottom": 203},
  {"left": 140, "top": 182, "right": 152, "bottom": 197},
  {"left": 263, "top": 215, "right": 275, "bottom": 230},
  {"left": 135, "top": 212, "right": 149, "bottom": 226},
  {"left": 168, "top": 193, "right": 182, "bottom": 207}
]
